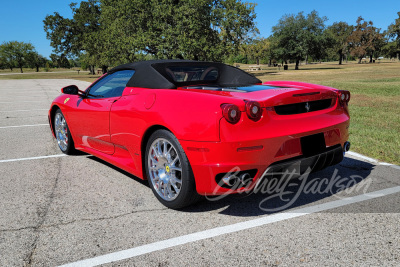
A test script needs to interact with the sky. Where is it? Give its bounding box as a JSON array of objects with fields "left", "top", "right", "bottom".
[{"left": 0, "top": 0, "right": 399, "bottom": 59}]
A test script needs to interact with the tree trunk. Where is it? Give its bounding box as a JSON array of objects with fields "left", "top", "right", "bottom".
[
  {"left": 88, "top": 65, "right": 95, "bottom": 75},
  {"left": 36, "top": 66, "right": 39, "bottom": 72},
  {"left": 256, "top": 57, "right": 259, "bottom": 65},
  {"left": 102, "top": 66, "right": 108, "bottom": 74},
  {"left": 397, "top": 52, "right": 399, "bottom": 61},
  {"left": 19, "top": 65, "right": 23, "bottom": 73},
  {"left": 358, "top": 57, "right": 362, "bottom": 64},
  {"left": 295, "top": 59, "right": 300, "bottom": 70},
  {"left": 305, "top": 55, "right": 308, "bottom": 65},
  {"left": 10, "top": 66, "right": 13, "bottom": 71},
  {"left": 369, "top": 54, "right": 373, "bottom": 63},
  {"left": 268, "top": 59, "right": 272, "bottom": 67},
  {"left": 338, "top": 50, "right": 343, "bottom": 65}
]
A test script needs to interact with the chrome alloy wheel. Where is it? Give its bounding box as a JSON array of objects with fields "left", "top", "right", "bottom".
[
  {"left": 55, "top": 112, "right": 69, "bottom": 152},
  {"left": 148, "top": 138, "right": 183, "bottom": 201}
]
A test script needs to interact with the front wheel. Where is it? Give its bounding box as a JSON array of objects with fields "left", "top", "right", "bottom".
[
  {"left": 54, "top": 109, "right": 76, "bottom": 155},
  {"left": 145, "top": 130, "right": 202, "bottom": 209}
]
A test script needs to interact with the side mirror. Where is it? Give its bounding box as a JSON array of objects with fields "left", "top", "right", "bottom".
[{"left": 61, "top": 85, "right": 79, "bottom": 95}]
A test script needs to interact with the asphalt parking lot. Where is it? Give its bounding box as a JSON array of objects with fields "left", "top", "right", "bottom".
[{"left": 0, "top": 79, "right": 399, "bottom": 266}]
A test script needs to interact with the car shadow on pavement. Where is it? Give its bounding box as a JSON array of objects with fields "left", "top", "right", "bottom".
[
  {"left": 181, "top": 157, "right": 376, "bottom": 216},
  {"left": 86, "top": 154, "right": 378, "bottom": 216},
  {"left": 86, "top": 155, "right": 149, "bottom": 187}
]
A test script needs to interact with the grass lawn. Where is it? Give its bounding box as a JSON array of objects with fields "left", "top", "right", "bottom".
[
  {"left": 1, "top": 62, "right": 399, "bottom": 164},
  {"left": 0, "top": 68, "right": 100, "bottom": 83}
]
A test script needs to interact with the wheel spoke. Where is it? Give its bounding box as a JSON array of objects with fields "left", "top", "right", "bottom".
[
  {"left": 170, "top": 178, "right": 181, "bottom": 195},
  {"left": 163, "top": 141, "right": 168, "bottom": 157},
  {"left": 150, "top": 146, "right": 157, "bottom": 158},
  {"left": 166, "top": 146, "right": 173, "bottom": 160},
  {"left": 161, "top": 182, "right": 167, "bottom": 197},
  {"left": 165, "top": 185, "right": 173, "bottom": 199},
  {"left": 150, "top": 151, "right": 158, "bottom": 163},
  {"left": 170, "top": 156, "right": 179, "bottom": 166},
  {"left": 170, "top": 166, "right": 182, "bottom": 172},
  {"left": 157, "top": 141, "right": 163, "bottom": 158}
]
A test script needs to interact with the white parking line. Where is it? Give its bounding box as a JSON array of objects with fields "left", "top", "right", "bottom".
[
  {"left": 0, "top": 95, "right": 48, "bottom": 97},
  {"left": 60, "top": 185, "right": 400, "bottom": 267},
  {"left": 347, "top": 151, "right": 400, "bottom": 170},
  {"left": 0, "top": 109, "right": 48, "bottom": 112},
  {"left": 0, "top": 101, "right": 47, "bottom": 103},
  {"left": 0, "top": 124, "right": 48, "bottom": 129},
  {"left": 347, "top": 151, "right": 379, "bottom": 163},
  {"left": 0, "top": 154, "right": 66, "bottom": 163}
]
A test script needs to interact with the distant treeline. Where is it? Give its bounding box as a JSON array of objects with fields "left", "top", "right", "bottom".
[
  {"left": 0, "top": 41, "right": 80, "bottom": 73},
  {"left": 232, "top": 12, "right": 400, "bottom": 69},
  {"left": 1, "top": 1, "right": 399, "bottom": 73}
]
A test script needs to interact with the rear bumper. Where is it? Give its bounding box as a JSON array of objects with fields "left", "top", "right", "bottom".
[
  {"left": 181, "top": 118, "right": 349, "bottom": 195},
  {"left": 262, "top": 144, "right": 343, "bottom": 178}
]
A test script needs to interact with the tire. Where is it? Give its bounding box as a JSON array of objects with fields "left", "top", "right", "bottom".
[
  {"left": 145, "top": 129, "right": 202, "bottom": 209},
  {"left": 54, "top": 109, "right": 76, "bottom": 155}
]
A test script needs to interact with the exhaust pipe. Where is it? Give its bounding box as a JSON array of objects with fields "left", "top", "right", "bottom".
[
  {"left": 222, "top": 173, "right": 252, "bottom": 187},
  {"left": 344, "top": 141, "right": 351, "bottom": 153},
  {"left": 240, "top": 173, "right": 251, "bottom": 184},
  {"left": 222, "top": 175, "right": 240, "bottom": 186}
]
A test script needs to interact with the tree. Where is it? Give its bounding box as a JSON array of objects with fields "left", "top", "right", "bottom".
[
  {"left": 304, "top": 10, "right": 328, "bottom": 64},
  {"left": 0, "top": 57, "right": 5, "bottom": 69},
  {"left": 387, "top": 12, "right": 400, "bottom": 60},
  {"left": 325, "top": 22, "right": 353, "bottom": 64},
  {"left": 0, "top": 41, "right": 35, "bottom": 73},
  {"left": 272, "top": 10, "right": 327, "bottom": 70},
  {"left": 44, "top": 0, "right": 101, "bottom": 74},
  {"left": 50, "top": 53, "right": 70, "bottom": 68},
  {"left": 369, "top": 31, "right": 386, "bottom": 61},
  {"left": 381, "top": 41, "right": 400, "bottom": 59},
  {"left": 272, "top": 12, "right": 307, "bottom": 69},
  {"left": 27, "top": 52, "right": 47, "bottom": 72},
  {"left": 99, "top": 0, "right": 257, "bottom": 62},
  {"left": 45, "top": 0, "right": 258, "bottom": 71},
  {"left": 238, "top": 38, "right": 271, "bottom": 65},
  {"left": 348, "top": 17, "right": 384, "bottom": 63},
  {"left": 0, "top": 45, "right": 14, "bottom": 71},
  {"left": 255, "top": 38, "right": 272, "bottom": 65}
]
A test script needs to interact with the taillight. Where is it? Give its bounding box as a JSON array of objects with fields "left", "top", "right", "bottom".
[
  {"left": 221, "top": 104, "right": 241, "bottom": 124},
  {"left": 338, "top": 90, "right": 350, "bottom": 106},
  {"left": 245, "top": 101, "right": 263, "bottom": 121}
]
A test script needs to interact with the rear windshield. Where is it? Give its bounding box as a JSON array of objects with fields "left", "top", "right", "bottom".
[{"left": 166, "top": 66, "right": 219, "bottom": 82}]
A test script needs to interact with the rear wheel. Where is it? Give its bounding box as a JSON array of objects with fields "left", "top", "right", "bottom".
[
  {"left": 145, "top": 130, "right": 202, "bottom": 209},
  {"left": 54, "top": 109, "right": 76, "bottom": 155}
]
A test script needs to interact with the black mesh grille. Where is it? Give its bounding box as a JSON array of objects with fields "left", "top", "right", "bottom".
[{"left": 274, "top": 99, "right": 333, "bottom": 115}]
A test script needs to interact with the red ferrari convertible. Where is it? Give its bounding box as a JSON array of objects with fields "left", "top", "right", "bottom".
[{"left": 49, "top": 60, "right": 350, "bottom": 208}]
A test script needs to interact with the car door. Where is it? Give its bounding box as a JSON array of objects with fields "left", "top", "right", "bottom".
[{"left": 67, "top": 70, "right": 135, "bottom": 154}]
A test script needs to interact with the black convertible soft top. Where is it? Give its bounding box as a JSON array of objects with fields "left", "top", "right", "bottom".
[{"left": 108, "top": 60, "right": 261, "bottom": 89}]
